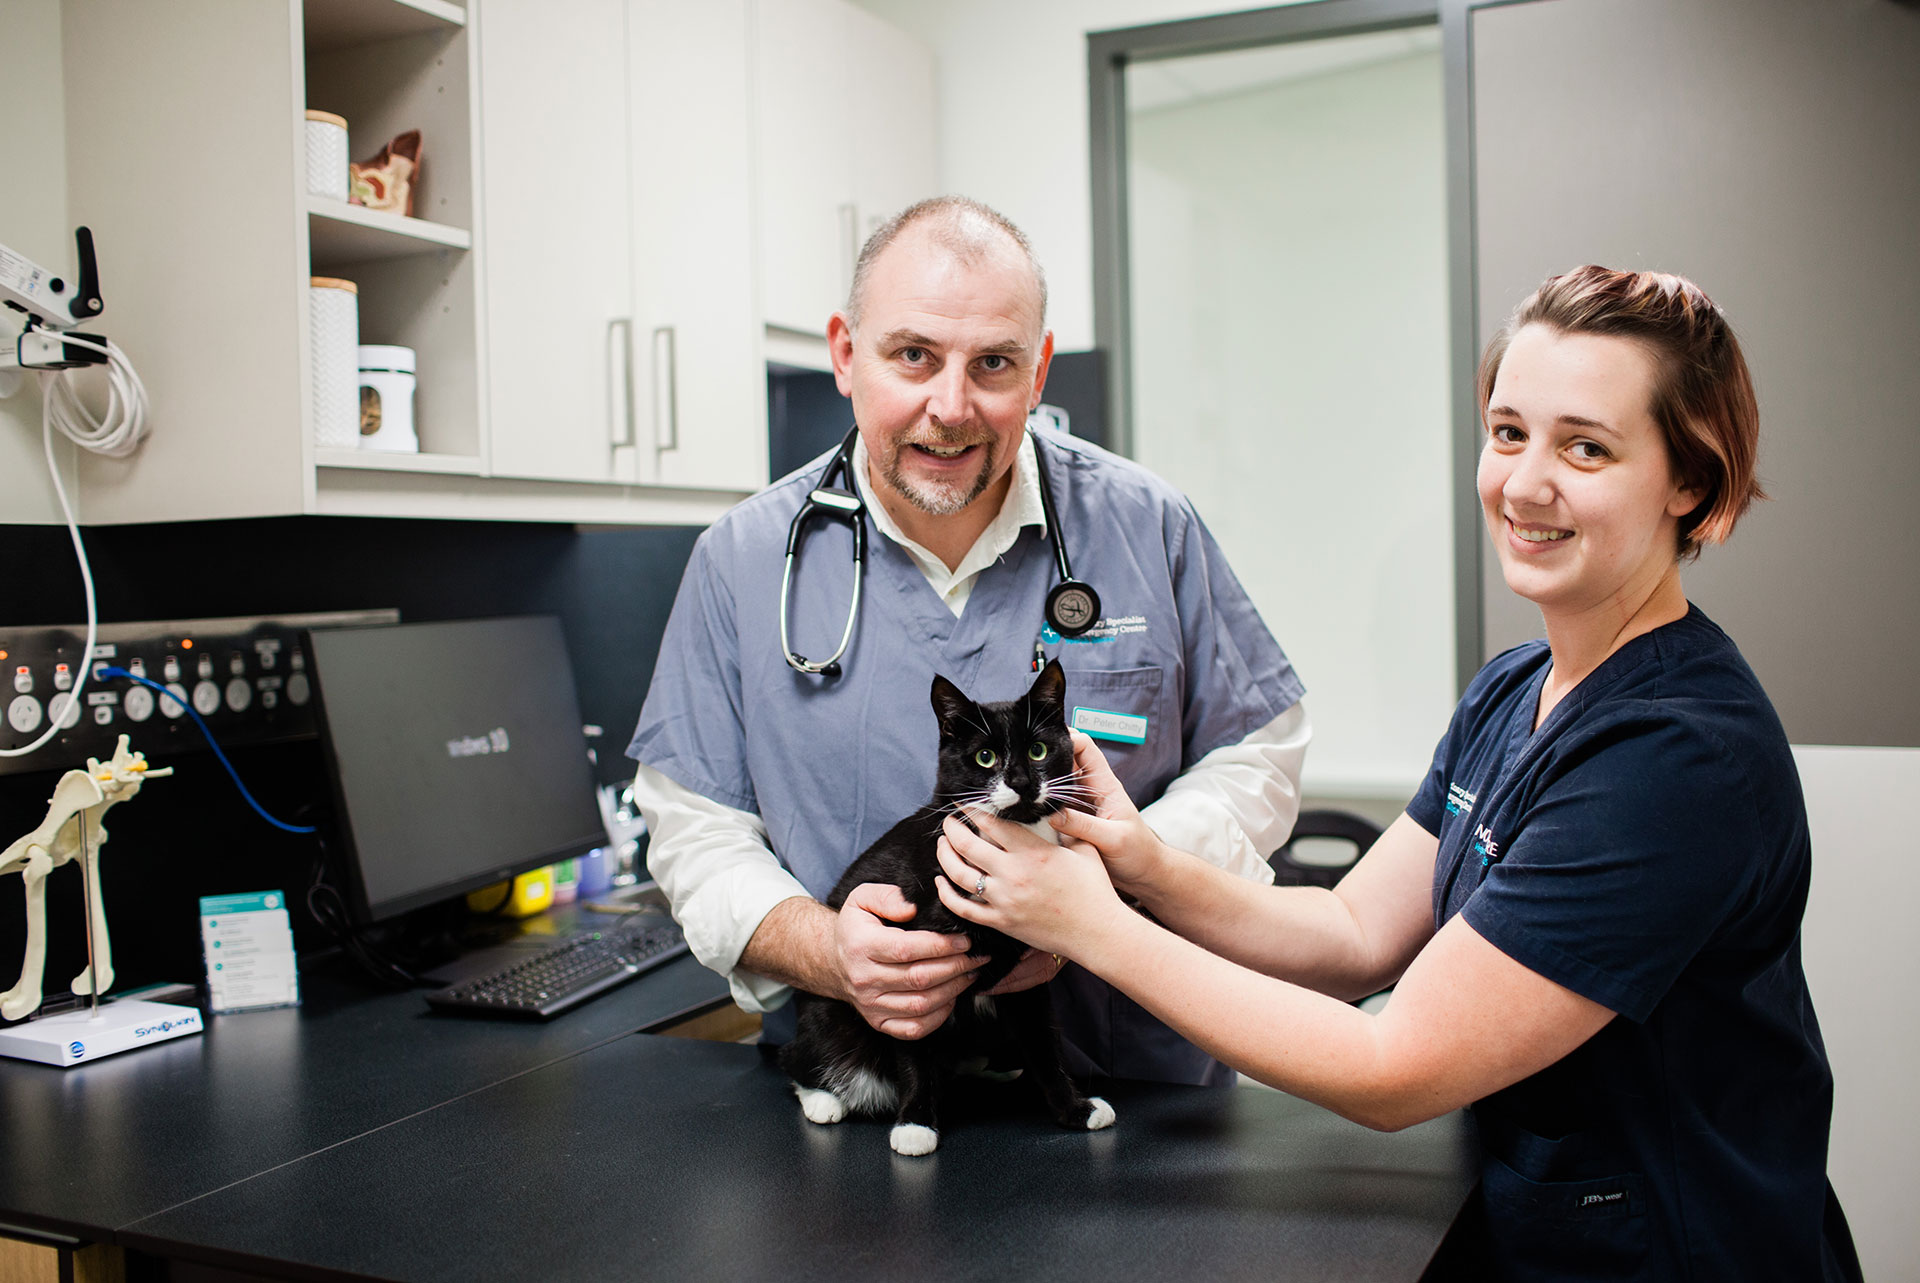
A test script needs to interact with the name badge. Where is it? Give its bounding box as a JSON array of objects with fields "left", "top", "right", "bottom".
[{"left": 1071, "top": 706, "right": 1148, "bottom": 745}]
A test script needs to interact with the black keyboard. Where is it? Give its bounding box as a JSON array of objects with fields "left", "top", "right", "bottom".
[{"left": 425, "top": 915, "right": 689, "bottom": 1020}]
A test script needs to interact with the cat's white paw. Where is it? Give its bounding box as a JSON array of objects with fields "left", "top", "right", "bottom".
[
  {"left": 889, "top": 1123, "right": 940, "bottom": 1156},
  {"left": 795, "top": 1085, "right": 847, "bottom": 1125},
  {"left": 1083, "top": 1097, "right": 1116, "bottom": 1131}
]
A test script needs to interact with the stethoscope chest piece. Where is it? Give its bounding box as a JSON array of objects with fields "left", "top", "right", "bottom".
[{"left": 1045, "top": 579, "right": 1100, "bottom": 638}]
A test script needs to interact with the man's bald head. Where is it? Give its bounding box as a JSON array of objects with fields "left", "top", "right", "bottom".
[{"left": 844, "top": 196, "right": 1048, "bottom": 335}]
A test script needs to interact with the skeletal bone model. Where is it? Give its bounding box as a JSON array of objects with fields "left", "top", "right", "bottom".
[{"left": 1, "top": 736, "right": 171, "bottom": 1021}]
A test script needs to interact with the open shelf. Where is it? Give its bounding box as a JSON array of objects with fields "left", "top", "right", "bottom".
[
  {"left": 315, "top": 448, "right": 481, "bottom": 474},
  {"left": 304, "top": 0, "right": 465, "bottom": 54},
  {"left": 308, "top": 199, "right": 470, "bottom": 265}
]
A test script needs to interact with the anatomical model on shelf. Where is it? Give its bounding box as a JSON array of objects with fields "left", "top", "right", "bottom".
[{"left": 0, "top": 736, "right": 172, "bottom": 1021}]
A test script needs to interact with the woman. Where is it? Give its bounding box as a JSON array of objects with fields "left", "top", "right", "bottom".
[{"left": 934, "top": 267, "right": 1860, "bottom": 1280}]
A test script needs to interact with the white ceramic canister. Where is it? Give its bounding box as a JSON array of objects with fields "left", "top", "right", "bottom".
[
  {"left": 309, "top": 277, "right": 360, "bottom": 450},
  {"left": 304, "top": 110, "right": 350, "bottom": 202},
  {"left": 356, "top": 345, "right": 419, "bottom": 452}
]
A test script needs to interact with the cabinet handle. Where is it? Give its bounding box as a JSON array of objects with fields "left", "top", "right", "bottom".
[
  {"left": 839, "top": 202, "right": 860, "bottom": 295},
  {"left": 608, "top": 318, "right": 635, "bottom": 448},
  {"left": 651, "top": 325, "right": 678, "bottom": 453}
]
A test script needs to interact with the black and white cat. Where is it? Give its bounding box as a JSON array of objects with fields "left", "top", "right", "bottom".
[{"left": 778, "top": 659, "right": 1117, "bottom": 1156}]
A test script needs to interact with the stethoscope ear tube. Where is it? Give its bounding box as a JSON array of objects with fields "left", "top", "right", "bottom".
[{"left": 781, "top": 427, "right": 865, "bottom": 676}]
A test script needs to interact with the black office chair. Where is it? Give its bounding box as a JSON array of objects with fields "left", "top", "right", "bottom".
[
  {"left": 1269, "top": 808, "right": 1383, "bottom": 889},
  {"left": 1270, "top": 808, "right": 1392, "bottom": 1008}
]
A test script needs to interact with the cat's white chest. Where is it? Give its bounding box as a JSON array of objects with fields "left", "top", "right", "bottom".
[{"left": 1019, "top": 818, "right": 1061, "bottom": 846}]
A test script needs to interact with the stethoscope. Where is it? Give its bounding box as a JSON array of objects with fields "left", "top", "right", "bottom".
[{"left": 780, "top": 425, "right": 1101, "bottom": 677}]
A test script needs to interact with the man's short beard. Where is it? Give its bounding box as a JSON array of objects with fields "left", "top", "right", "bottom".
[{"left": 881, "top": 443, "right": 997, "bottom": 517}]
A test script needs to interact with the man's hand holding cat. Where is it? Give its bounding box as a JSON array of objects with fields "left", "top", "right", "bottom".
[
  {"left": 836, "top": 882, "right": 985, "bottom": 1040},
  {"left": 984, "top": 948, "right": 1067, "bottom": 996}
]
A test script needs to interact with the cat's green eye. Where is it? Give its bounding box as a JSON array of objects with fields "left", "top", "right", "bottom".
[
  {"left": 1027, "top": 742, "right": 1049, "bottom": 762},
  {"left": 974, "top": 749, "right": 998, "bottom": 769}
]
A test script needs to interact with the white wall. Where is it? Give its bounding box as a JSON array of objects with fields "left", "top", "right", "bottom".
[
  {"left": 0, "top": 0, "right": 76, "bottom": 524},
  {"left": 1795, "top": 745, "right": 1920, "bottom": 1283},
  {"left": 850, "top": 0, "right": 1314, "bottom": 351},
  {"left": 1127, "top": 48, "right": 1453, "bottom": 798}
]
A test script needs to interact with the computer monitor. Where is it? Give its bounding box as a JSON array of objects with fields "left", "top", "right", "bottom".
[{"left": 305, "top": 615, "right": 606, "bottom": 925}]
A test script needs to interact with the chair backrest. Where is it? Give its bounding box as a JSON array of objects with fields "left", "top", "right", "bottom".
[
  {"left": 1796, "top": 745, "right": 1919, "bottom": 1282},
  {"left": 1269, "top": 808, "right": 1382, "bottom": 890}
]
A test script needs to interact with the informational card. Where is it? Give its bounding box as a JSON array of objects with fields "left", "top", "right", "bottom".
[{"left": 199, "top": 891, "right": 301, "bottom": 1013}]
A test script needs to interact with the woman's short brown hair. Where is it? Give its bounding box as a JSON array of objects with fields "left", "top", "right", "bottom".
[{"left": 1476, "top": 265, "right": 1764, "bottom": 558}]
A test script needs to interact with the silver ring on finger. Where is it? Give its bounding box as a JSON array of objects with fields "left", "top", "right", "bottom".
[{"left": 974, "top": 872, "right": 988, "bottom": 899}]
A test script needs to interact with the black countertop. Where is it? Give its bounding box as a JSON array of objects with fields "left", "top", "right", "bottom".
[
  {"left": 0, "top": 949, "right": 729, "bottom": 1243},
  {"left": 122, "top": 1035, "right": 1471, "bottom": 1282},
  {"left": 3, "top": 948, "right": 1472, "bottom": 1281}
]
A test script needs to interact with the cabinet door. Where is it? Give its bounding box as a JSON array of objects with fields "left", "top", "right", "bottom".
[
  {"left": 630, "top": 0, "right": 768, "bottom": 491},
  {"left": 478, "top": 0, "right": 638, "bottom": 484},
  {"left": 752, "top": 0, "right": 858, "bottom": 336},
  {"left": 844, "top": 3, "right": 937, "bottom": 245}
]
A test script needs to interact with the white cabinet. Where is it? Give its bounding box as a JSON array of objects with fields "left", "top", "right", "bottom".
[
  {"left": 478, "top": 0, "right": 638, "bottom": 486},
  {"left": 30, "top": 0, "right": 753, "bottom": 527},
  {"left": 477, "top": 0, "right": 766, "bottom": 493},
  {"left": 9, "top": 0, "right": 937, "bottom": 527},
  {"left": 629, "top": 0, "right": 766, "bottom": 490},
  {"left": 752, "top": 0, "right": 937, "bottom": 338}
]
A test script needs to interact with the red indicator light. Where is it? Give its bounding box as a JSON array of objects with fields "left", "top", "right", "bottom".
[{"left": 181, "top": 638, "right": 195, "bottom": 649}]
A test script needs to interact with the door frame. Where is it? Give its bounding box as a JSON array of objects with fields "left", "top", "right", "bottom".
[{"left": 1085, "top": 0, "right": 1462, "bottom": 681}]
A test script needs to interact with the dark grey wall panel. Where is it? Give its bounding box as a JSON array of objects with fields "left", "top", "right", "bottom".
[{"left": 1464, "top": 0, "right": 1920, "bottom": 746}]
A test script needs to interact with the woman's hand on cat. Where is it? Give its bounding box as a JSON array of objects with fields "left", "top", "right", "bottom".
[
  {"left": 836, "top": 881, "right": 985, "bottom": 1040},
  {"left": 1047, "top": 732, "right": 1174, "bottom": 894},
  {"left": 933, "top": 813, "right": 1129, "bottom": 959}
]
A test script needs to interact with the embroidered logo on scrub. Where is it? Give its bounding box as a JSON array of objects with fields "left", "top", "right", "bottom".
[
  {"left": 1472, "top": 823, "right": 1503, "bottom": 869},
  {"left": 1445, "top": 782, "right": 1475, "bottom": 817},
  {"left": 1041, "top": 614, "right": 1148, "bottom": 645}
]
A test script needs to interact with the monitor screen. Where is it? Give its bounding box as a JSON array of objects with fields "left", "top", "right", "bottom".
[{"left": 306, "top": 615, "right": 606, "bottom": 924}]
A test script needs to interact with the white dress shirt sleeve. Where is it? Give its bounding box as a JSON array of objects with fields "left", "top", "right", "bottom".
[
  {"left": 629, "top": 761, "right": 804, "bottom": 1013},
  {"left": 1136, "top": 699, "right": 1311, "bottom": 884}
]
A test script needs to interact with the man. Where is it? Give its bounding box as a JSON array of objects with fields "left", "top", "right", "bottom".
[{"left": 628, "top": 196, "right": 1308, "bottom": 1085}]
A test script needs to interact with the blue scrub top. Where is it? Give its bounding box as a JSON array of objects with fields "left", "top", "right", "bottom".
[
  {"left": 630, "top": 426, "right": 1304, "bottom": 1084},
  {"left": 1409, "top": 606, "right": 1857, "bottom": 1281}
]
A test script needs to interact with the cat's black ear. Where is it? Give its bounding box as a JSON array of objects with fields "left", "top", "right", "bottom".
[
  {"left": 1027, "top": 658, "right": 1067, "bottom": 717},
  {"left": 930, "top": 675, "right": 974, "bottom": 737}
]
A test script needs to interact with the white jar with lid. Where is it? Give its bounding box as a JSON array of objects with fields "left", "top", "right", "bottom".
[
  {"left": 304, "top": 110, "right": 349, "bottom": 202},
  {"left": 356, "top": 345, "right": 418, "bottom": 452},
  {"left": 308, "top": 277, "right": 359, "bottom": 449}
]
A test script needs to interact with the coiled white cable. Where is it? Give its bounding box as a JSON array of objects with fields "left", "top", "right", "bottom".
[
  {"left": 40, "top": 333, "right": 150, "bottom": 457},
  {"left": 0, "top": 337, "right": 147, "bottom": 757}
]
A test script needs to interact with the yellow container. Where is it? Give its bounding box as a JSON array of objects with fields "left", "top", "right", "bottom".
[{"left": 467, "top": 867, "right": 554, "bottom": 917}]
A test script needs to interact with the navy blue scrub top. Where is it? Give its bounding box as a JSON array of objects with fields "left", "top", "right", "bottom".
[
  {"left": 631, "top": 427, "right": 1303, "bottom": 1085},
  {"left": 1409, "top": 606, "right": 1857, "bottom": 1281}
]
